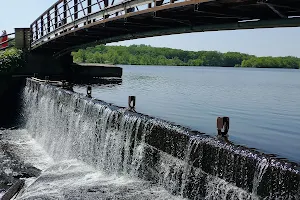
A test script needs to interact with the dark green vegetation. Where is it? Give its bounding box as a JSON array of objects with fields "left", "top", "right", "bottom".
[
  {"left": 0, "top": 48, "right": 23, "bottom": 74},
  {"left": 72, "top": 45, "right": 300, "bottom": 69}
]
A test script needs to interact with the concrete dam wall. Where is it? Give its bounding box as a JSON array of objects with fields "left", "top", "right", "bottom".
[{"left": 23, "top": 78, "right": 299, "bottom": 199}]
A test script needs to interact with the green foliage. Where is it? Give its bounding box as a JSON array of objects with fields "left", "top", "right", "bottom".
[
  {"left": 0, "top": 48, "right": 23, "bottom": 74},
  {"left": 72, "top": 45, "right": 300, "bottom": 69},
  {"left": 241, "top": 56, "right": 300, "bottom": 69}
]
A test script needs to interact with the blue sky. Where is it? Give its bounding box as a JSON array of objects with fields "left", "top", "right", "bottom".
[{"left": 1, "top": 0, "right": 300, "bottom": 57}]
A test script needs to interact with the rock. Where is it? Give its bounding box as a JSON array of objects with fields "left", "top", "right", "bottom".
[{"left": 22, "top": 165, "right": 41, "bottom": 178}]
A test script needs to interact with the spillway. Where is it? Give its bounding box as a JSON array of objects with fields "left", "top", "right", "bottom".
[{"left": 16, "top": 78, "right": 299, "bottom": 199}]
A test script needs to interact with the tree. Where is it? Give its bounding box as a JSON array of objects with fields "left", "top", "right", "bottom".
[{"left": 72, "top": 45, "right": 300, "bottom": 69}]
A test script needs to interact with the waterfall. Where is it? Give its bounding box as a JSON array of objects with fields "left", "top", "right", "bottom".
[
  {"left": 23, "top": 82, "right": 149, "bottom": 176},
  {"left": 252, "top": 159, "right": 269, "bottom": 195},
  {"left": 21, "top": 79, "right": 300, "bottom": 200}
]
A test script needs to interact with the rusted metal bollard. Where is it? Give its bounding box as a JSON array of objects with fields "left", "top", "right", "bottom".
[
  {"left": 217, "top": 116, "right": 230, "bottom": 136},
  {"left": 128, "top": 96, "right": 136, "bottom": 111},
  {"left": 45, "top": 76, "right": 50, "bottom": 83},
  {"left": 86, "top": 86, "right": 92, "bottom": 98},
  {"left": 61, "top": 80, "right": 68, "bottom": 89},
  {"left": 61, "top": 80, "right": 67, "bottom": 88},
  {"left": 60, "top": 80, "right": 73, "bottom": 91}
]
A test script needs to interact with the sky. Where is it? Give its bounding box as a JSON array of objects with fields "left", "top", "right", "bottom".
[{"left": 1, "top": 0, "right": 300, "bottom": 57}]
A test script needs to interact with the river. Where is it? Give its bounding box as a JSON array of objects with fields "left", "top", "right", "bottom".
[{"left": 74, "top": 65, "right": 300, "bottom": 164}]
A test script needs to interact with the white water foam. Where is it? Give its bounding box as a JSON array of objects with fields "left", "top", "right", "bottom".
[
  {"left": 18, "top": 160, "right": 186, "bottom": 200},
  {"left": 0, "top": 129, "right": 54, "bottom": 170}
]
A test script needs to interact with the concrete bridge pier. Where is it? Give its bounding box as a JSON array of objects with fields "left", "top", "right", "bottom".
[
  {"left": 14, "top": 28, "right": 122, "bottom": 81},
  {"left": 14, "top": 28, "right": 74, "bottom": 79}
]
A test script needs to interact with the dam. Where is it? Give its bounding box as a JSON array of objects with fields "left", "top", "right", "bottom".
[
  {"left": 0, "top": 78, "right": 297, "bottom": 199},
  {"left": 1, "top": 0, "right": 300, "bottom": 198},
  {"left": 0, "top": 77, "right": 298, "bottom": 199}
]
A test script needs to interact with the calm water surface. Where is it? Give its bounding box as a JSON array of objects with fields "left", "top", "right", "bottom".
[{"left": 74, "top": 65, "right": 300, "bottom": 163}]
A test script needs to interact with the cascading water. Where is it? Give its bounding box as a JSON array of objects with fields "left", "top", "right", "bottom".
[
  {"left": 252, "top": 159, "right": 269, "bottom": 195},
  {"left": 23, "top": 82, "right": 150, "bottom": 176},
  {"left": 16, "top": 79, "right": 299, "bottom": 200}
]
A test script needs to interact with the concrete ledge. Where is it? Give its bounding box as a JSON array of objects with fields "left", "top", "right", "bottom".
[{"left": 72, "top": 63, "right": 123, "bottom": 78}]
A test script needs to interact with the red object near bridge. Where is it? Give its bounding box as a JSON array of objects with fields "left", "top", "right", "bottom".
[{"left": 1, "top": 32, "right": 8, "bottom": 49}]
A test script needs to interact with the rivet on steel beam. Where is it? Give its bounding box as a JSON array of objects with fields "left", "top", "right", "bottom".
[
  {"left": 128, "top": 96, "right": 136, "bottom": 111},
  {"left": 86, "top": 86, "right": 92, "bottom": 98},
  {"left": 217, "top": 116, "right": 230, "bottom": 137}
]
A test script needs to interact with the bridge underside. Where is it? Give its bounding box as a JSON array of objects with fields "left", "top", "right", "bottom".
[{"left": 32, "top": 0, "right": 300, "bottom": 55}]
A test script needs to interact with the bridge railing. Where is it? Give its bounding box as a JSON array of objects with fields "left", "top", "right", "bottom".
[{"left": 30, "top": 0, "right": 212, "bottom": 48}]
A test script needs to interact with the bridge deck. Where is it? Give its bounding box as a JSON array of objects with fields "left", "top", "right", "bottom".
[{"left": 31, "top": 0, "right": 300, "bottom": 55}]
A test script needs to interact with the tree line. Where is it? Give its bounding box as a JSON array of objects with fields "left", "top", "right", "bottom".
[{"left": 72, "top": 44, "right": 300, "bottom": 69}]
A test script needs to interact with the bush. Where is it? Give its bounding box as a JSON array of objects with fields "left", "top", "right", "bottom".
[{"left": 0, "top": 48, "right": 23, "bottom": 74}]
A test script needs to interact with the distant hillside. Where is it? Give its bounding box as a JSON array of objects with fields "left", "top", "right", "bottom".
[{"left": 72, "top": 45, "right": 300, "bottom": 69}]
